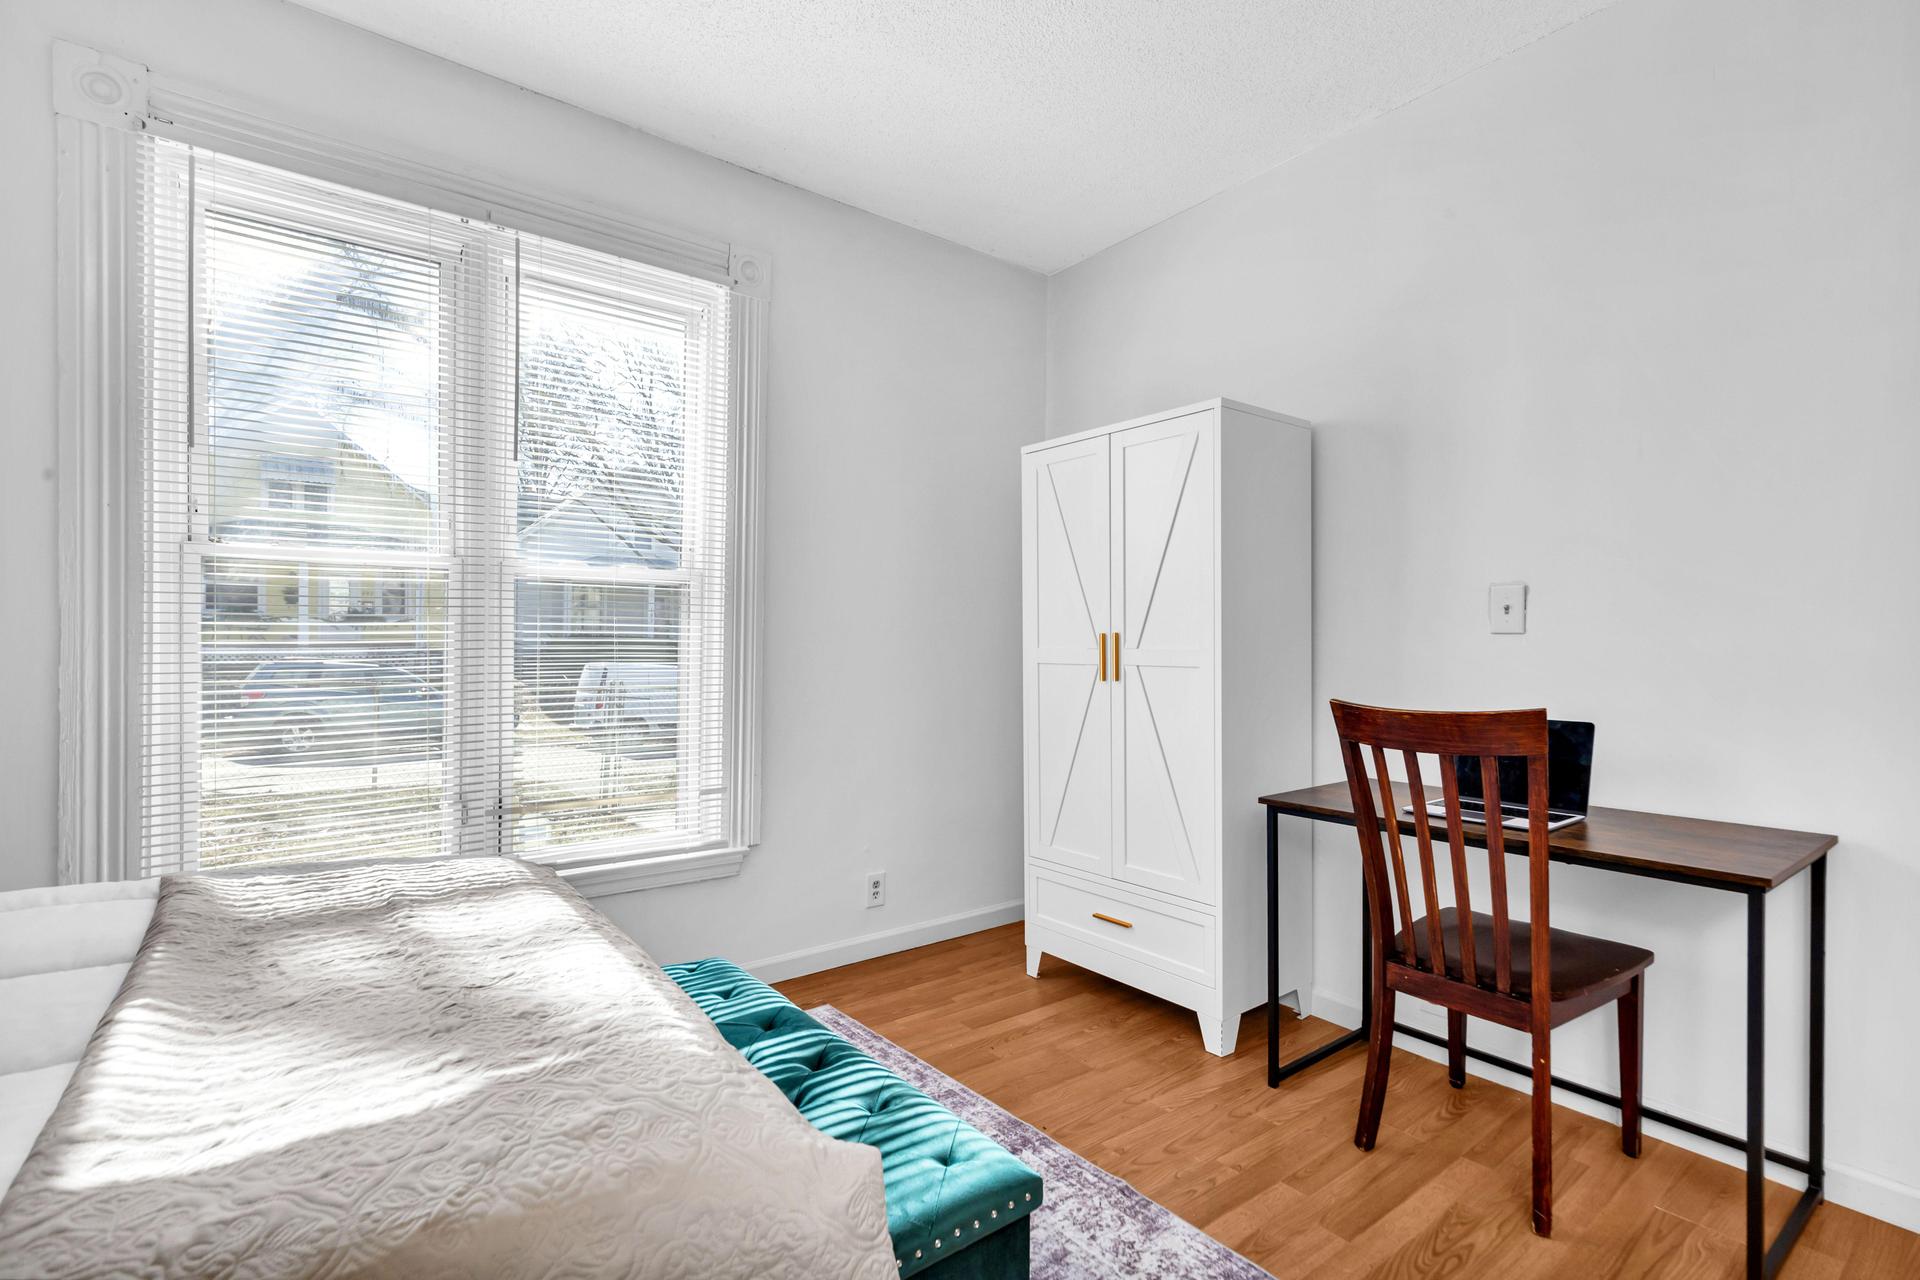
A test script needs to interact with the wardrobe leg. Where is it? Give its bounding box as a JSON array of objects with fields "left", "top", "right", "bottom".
[{"left": 1199, "top": 1009, "right": 1238, "bottom": 1058}]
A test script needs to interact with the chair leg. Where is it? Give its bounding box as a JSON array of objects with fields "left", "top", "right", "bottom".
[
  {"left": 1354, "top": 982, "right": 1395, "bottom": 1151},
  {"left": 1530, "top": 1023, "right": 1553, "bottom": 1237},
  {"left": 1618, "top": 973, "right": 1644, "bottom": 1158},
  {"left": 1446, "top": 1010, "right": 1467, "bottom": 1088}
]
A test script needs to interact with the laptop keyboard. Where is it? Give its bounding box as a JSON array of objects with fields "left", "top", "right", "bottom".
[
  {"left": 1475, "top": 802, "right": 1581, "bottom": 821},
  {"left": 1423, "top": 800, "right": 1584, "bottom": 828}
]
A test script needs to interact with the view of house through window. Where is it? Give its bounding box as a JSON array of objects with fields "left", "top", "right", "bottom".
[
  {"left": 513, "top": 276, "right": 695, "bottom": 854},
  {"left": 138, "top": 140, "right": 737, "bottom": 876}
]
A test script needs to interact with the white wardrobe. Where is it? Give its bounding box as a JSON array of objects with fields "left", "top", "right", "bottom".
[{"left": 1021, "top": 399, "right": 1313, "bottom": 1056}]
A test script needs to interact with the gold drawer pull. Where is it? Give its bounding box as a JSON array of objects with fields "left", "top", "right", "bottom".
[{"left": 1091, "top": 911, "right": 1133, "bottom": 929}]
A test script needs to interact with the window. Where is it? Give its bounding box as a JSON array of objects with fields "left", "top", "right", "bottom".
[
  {"left": 263, "top": 464, "right": 332, "bottom": 515},
  {"left": 202, "top": 576, "right": 265, "bottom": 620},
  {"left": 378, "top": 581, "right": 412, "bottom": 619},
  {"left": 127, "top": 138, "right": 755, "bottom": 883}
]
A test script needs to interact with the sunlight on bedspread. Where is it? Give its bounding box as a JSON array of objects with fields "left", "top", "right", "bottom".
[{"left": 0, "top": 859, "right": 894, "bottom": 1280}]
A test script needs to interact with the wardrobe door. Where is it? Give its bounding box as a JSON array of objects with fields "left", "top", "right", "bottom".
[
  {"left": 1109, "top": 413, "right": 1216, "bottom": 904},
  {"left": 1023, "top": 435, "right": 1112, "bottom": 879}
]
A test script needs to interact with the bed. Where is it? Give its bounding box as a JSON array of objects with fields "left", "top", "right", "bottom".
[
  {"left": 0, "top": 876, "right": 163, "bottom": 1195},
  {"left": 0, "top": 859, "right": 899, "bottom": 1279}
]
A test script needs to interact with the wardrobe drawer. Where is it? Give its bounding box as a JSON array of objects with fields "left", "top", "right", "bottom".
[{"left": 1031, "top": 872, "right": 1212, "bottom": 986}]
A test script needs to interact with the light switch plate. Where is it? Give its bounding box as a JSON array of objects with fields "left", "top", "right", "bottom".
[{"left": 1489, "top": 582, "right": 1527, "bottom": 634}]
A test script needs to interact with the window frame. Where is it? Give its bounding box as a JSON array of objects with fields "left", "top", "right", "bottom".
[
  {"left": 52, "top": 43, "right": 768, "bottom": 895},
  {"left": 510, "top": 265, "right": 721, "bottom": 870}
]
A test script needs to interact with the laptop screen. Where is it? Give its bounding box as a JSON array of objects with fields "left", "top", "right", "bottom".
[{"left": 1454, "top": 720, "right": 1595, "bottom": 814}]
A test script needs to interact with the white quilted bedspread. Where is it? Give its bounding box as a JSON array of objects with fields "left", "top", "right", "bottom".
[{"left": 0, "top": 858, "right": 894, "bottom": 1280}]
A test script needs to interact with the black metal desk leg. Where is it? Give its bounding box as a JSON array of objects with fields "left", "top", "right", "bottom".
[
  {"left": 1746, "top": 888, "right": 1766, "bottom": 1280},
  {"left": 1267, "top": 806, "right": 1280, "bottom": 1087},
  {"left": 1760, "top": 855, "right": 1827, "bottom": 1279},
  {"left": 1809, "top": 854, "right": 1826, "bottom": 1191},
  {"left": 1267, "top": 821, "right": 1368, "bottom": 1086}
]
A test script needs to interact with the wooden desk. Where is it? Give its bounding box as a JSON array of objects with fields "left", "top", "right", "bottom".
[{"left": 1261, "top": 782, "right": 1834, "bottom": 1280}]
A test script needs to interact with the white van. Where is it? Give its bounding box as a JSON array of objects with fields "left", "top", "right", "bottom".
[{"left": 572, "top": 661, "right": 679, "bottom": 745}]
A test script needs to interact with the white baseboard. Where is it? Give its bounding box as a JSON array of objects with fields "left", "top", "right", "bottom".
[
  {"left": 742, "top": 900, "right": 1024, "bottom": 984},
  {"left": 1306, "top": 989, "right": 1920, "bottom": 1233},
  {"left": 1825, "top": 1164, "right": 1920, "bottom": 1235},
  {"left": 1310, "top": 987, "right": 1362, "bottom": 1031}
]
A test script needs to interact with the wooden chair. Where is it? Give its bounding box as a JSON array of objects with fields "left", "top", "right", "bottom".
[{"left": 1330, "top": 700, "right": 1653, "bottom": 1238}]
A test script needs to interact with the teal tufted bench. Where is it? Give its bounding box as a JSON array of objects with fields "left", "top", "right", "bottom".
[{"left": 664, "top": 958, "right": 1041, "bottom": 1279}]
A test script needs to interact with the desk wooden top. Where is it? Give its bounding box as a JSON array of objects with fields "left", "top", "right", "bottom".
[{"left": 1259, "top": 780, "right": 1835, "bottom": 891}]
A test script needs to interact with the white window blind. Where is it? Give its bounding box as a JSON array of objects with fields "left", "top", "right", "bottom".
[{"left": 133, "top": 136, "right": 744, "bottom": 878}]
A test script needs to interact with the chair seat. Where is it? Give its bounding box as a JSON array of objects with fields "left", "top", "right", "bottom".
[{"left": 1394, "top": 907, "right": 1653, "bottom": 1001}]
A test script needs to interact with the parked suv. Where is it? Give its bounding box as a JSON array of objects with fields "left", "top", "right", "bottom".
[
  {"left": 221, "top": 660, "right": 443, "bottom": 760},
  {"left": 572, "top": 661, "right": 679, "bottom": 754}
]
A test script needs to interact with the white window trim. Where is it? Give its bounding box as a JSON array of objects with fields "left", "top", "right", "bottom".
[{"left": 53, "top": 40, "right": 769, "bottom": 896}]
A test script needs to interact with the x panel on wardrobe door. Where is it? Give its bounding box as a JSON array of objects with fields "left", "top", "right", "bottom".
[
  {"left": 1026, "top": 438, "right": 1112, "bottom": 878},
  {"left": 1111, "top": 415, "right": 1214, "bottom": 904}
]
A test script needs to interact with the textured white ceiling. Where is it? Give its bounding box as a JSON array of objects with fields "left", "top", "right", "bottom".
[{"left": 289, "top": 0, "right": 1619, "bottom": 272}]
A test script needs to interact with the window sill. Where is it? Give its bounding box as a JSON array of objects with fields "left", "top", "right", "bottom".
[{"left": 554, "top": 845, "right": 749, "bottom": 898}]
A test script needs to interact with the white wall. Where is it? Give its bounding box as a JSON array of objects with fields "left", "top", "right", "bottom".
[
  {"left": 1046, "top": 0, "right": 1919, "bottom": 1229},
  {"left": 0, "top": 1, "right": 1046, "bottom": 967}
]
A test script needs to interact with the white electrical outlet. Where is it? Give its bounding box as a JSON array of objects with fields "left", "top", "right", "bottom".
[
  {"left": 865, "top": 871, "right": 886, "bottom": 908},
  {"left": 1489, "top": 582, "right": 1527, "bottom": 634}
]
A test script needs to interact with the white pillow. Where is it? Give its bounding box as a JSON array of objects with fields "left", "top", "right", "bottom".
[
  {"left": 0, "top": 965, "right": 131, "bottom": 1076},
  {"left": 0, "top": 898, "right": 156, "bottom": 979},
  {"left": 0, "top": 878, "right": 160, "bottom": 912},
  {"left": 0, "top": 1062, "right": 77, "bottom": 1195}
]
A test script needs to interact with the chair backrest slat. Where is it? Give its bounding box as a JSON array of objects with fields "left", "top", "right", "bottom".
[
  {"left": 1339, "top": 737, "right": 1397, "bottom": 977},
  {"left": 1369, "top": 743, "right": 1418, "bottom": 963},
  {"left": 1481, "top": 754, "right": 1514, "bottom": 994},
  {"left": 1527, "top": 747, "right": 1553, "bottom": 1023},
  {"left": 1402, "top": 751, "right": 1448, "bottom": 975},
  {"left": 1437, "top": 754, "right": 1477, "bottom": 983},
  {"left": 1330, "top": 701, "right": 1552, "bottom": 1006}
]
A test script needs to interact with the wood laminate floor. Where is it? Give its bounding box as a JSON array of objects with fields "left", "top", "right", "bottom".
[{"left": 777, "top": 923, "right": 1918, "bottom": 1279}]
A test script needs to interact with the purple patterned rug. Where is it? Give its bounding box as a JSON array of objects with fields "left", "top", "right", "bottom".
[{"left": 809, "top": 1006, "right": 1273, "bottom": 1280}]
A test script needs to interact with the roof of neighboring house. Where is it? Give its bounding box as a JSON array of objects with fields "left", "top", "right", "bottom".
[
  {"left": 214, "top": 404, "right": 436, "bottom": 502},
  {"left": 519, "top": 489, "right": 680, "bottom": 569}
]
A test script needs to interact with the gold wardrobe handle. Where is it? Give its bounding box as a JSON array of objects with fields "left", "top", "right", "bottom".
[
  {"left": 1098, "top": 632, "right": 1108, "bottom": 681},
  {"left": 1112, "top": 631, "right": 1120, "bottom": 681},
  {"left": 1091, "top": 911, "right": 1133, "bottom": 929}
]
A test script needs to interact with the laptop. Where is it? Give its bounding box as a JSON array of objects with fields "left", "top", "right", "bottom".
[{"left": 1401, "top": 719, "right": 1595, "bottom": 832}]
